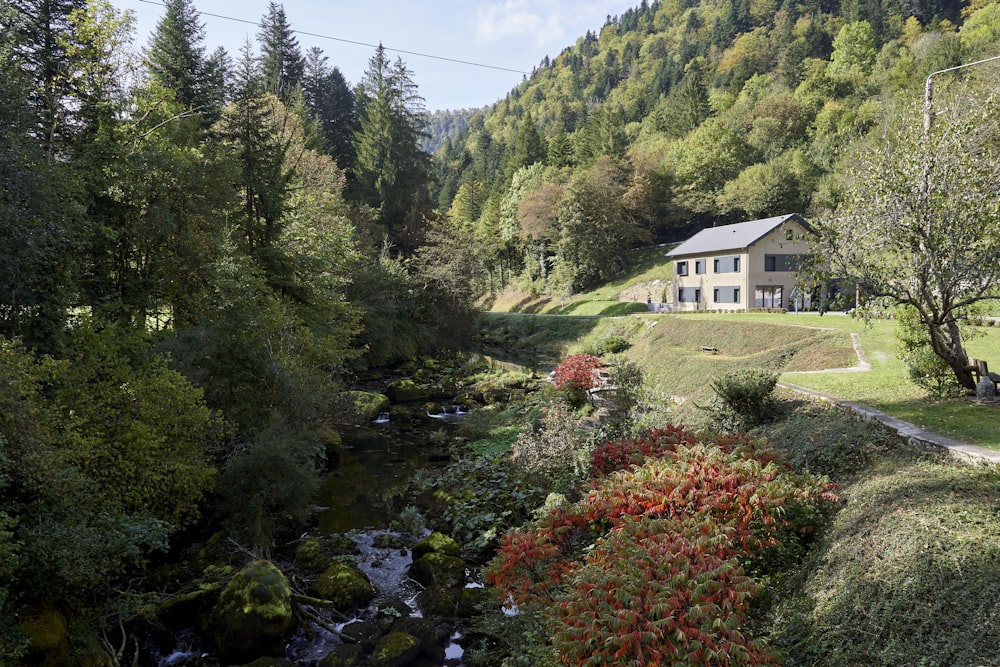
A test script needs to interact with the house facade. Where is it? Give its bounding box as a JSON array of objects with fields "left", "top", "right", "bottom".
[{"left": 666, "top": 213, "right": 813, "bottom": 312}]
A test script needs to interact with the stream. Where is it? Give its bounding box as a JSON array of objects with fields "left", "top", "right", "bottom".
[{"left": 153, "top": 407, "right": 473, "bottom": 666}]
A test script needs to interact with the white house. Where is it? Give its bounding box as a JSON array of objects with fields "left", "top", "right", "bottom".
[{"left": 666, "top": 213, "right": 813, "bottom": 312}]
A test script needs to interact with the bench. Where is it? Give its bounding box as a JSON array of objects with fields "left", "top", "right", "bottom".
[
  {"left": 969, "top": 358, "right": 1000, "bottom": 389},
  {"left": 700, "top": 346, "right": 718, "bottom": 354}
]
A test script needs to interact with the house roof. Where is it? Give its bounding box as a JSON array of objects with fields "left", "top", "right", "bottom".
[{"left": 666, "top": 213, "right": 808, "bottom": 258}]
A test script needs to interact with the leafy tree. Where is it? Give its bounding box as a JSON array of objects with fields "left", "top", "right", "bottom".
[
  {"left": 815, "top": 97, "right": 1000, "bottom": 389},
  {"left": 257, "top": 1, "right": 304, "bottom": 100},
  {"left": 828, "top": 20, "right": 878, "bottom": 80}
]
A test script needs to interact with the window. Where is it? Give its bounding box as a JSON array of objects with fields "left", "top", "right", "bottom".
[
  {"left": 764, "top": 254, "right": 807, "bottom": 272},
  {"left": 714, "top": 286, "right": 741, "bottom": 304},
  {"left": 695, "top": 259, "right": 706, "bottom": 275},
  {"left": 676, "top": 260, "right": 688, "bottom": 276},
  {"left": 785, "top": 228, "right": 794, "bottom": 241},
  {"left": 713, "top": 255, "right": 740, "bottom": 273},
  {"left": 678, "top": 287, "right": 701, "bottom": 303},
  {"left": 755, "top": 285, "right": 783, "bottom": 308}
]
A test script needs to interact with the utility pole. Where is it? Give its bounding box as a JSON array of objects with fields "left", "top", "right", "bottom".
[{"left": 924, "top": 54, "right": 1000, "bottom": 132}]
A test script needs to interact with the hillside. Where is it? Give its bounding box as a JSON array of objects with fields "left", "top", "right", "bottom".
[{"left": 427, "top": 0, "right": 1000, "bottom": 299}]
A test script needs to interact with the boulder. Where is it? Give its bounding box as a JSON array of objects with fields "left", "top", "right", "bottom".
[
  {"left": 411, "top": 532, "right": 460, "bottom": 559},
  {"left": 385, "top": 379, "right": 429, "bottom": 403},
  {"left": 207, "top": 560, "right": 294, "bottom": 662},
  {"left": 294, "top": 538, "right": 330, "bottom": 572},
  {"left": 339, "top": 620, "right": 382, "bottom": 652},
  {"left": 319, "top": 643, "right": 365, "bottom": 667},
  {"left": 409, "top": 551, "right": 466, "bottom": 588},
  {"left": 21, "top": 606, "right": 69, "bottom": 667},
  {"left": 339, "top": 390, "right": 390, "bottom": 423},
  {"left": 389, "top": 617, "right": 446, "bottom": 664},
  {"left": 368, "top": 632, "right": 422, "bottom": 667},
  {"left": 308, "top": 562, "right": 376, "bottom": 611}
]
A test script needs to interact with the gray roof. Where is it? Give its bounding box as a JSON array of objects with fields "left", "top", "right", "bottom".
[{"left": 666, "top": 213, "right": 808, "bottom": 258}]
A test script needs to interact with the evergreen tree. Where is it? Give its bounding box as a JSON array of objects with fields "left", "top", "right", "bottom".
[
  {"left": 352, "top": 44, "right": 431, "bottom": 251},
  {"left": 6, "top": 0, "right": 88, "bottom": 156},
  {"left": 144, "top": 0, "right": 206, "bottom": 110},
  {"left": 257, "top": 1, "right": 304, "bottom": 101},
  {"left": 302, "top": 46, "right": 357, "bottom": 171}
]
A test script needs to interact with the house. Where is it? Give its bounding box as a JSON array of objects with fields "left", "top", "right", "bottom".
[{"left": 665, "top": 213, "right": 813, "bottom": 312}]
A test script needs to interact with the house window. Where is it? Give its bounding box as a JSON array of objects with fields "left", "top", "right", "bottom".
[
  {"left": 676, "top": 260, "right": 688, "bottom": 276},
  {"left": 695, "top": 259, "right": 706, "bottom": 275},
  {"left": 678, "top": 287, "right": 701, "bottom": 303},
  {"left": 785, "top": 228, "right": 794, "bottom": 241},
  {"left": 755, "top": 285, "right": 783, "bottom": 308},
  {"left": 714, "top": 286, "right": 741, "bottom": 304},
  {"left": 713, "top": 255, "right": 740, "bottom": 273},
  {"left": 764, "top": 254, "right": 807, "bottom": 272}
]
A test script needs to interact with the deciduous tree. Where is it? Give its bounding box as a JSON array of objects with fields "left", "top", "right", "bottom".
[{"left": 816, "top": 95, "right": 1000, "bottom": 389}]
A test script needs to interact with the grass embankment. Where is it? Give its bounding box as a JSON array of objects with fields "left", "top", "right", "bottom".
[{"left": 754, "top": 400, "right": 1000, "bottom": 666}]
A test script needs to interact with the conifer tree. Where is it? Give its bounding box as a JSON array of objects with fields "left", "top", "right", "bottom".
[
  {"left": 257, "top": 1, "right": 304, "bottom": 101},
  {"left": 144, "top": 0, "right": 206, "bottom": 110},
  {"left": 302, "top": 46, "right": 357, "bottom": 170},
  {"left": 352, "top": 44, "right": 430, "bottom": 250}
]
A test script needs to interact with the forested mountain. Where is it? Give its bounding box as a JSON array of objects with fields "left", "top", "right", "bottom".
[{"left": 427, "top": 0, "right": 1000, "bottom": 295}]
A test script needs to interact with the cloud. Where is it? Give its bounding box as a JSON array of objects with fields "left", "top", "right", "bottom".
[{"left": 470, "top": 0, "right": 567, "bottom": 47}]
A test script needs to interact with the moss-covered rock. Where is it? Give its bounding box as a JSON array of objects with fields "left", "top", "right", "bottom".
[
  {"left": 339, "top": 620, "right": 382, "bottom": 652},
  {"left": 339, "top": 390, "right": 390, "bottom": 423},
  {"left": 308, "top": 562, "right": 376, "bottom": 611},
  {"left": 368, "top": 632, "right": 422, "bottom": 667},
  {"left": 389, "top": 617, "right": 446, "bottom": 663},
  {"left": 294, "top": 538, "right": 331, "bottom": 572},
  {"left": 319, "top": 642, "right": 365, "bottom": 667},
  {"left": 207, "top": 560, "right": 294, "bottom": 663},
  {"left": 409, "top": 551, "right": 466, "bottom": 588},
  {"left": 415, "top": 584, "right": 459, "bottom": 618},
  {"left": 411, "top": 531, "right": 460, "bottom": 559},
  {"left": 21, "top": 607, "right": 69, "bottom": 667},
  {"left": 385, "top": 379, "right": 429, "bottom": 403}
]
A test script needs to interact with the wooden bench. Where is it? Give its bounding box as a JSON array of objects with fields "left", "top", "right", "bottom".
[
  {"left": 700, "top": 346, "right": 718, "bottom": 354},
  {"left": 969, "top": 358, "right": 1000, "bottom": 389}
]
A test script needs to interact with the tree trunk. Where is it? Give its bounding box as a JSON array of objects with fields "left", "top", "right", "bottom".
[{"left": 930, "top": 319, "right": 976, "bottom": 390}]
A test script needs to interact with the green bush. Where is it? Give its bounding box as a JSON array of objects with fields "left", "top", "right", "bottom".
[
  {"left": 895, "top": 305, "right": 966, "bottom": 398},
  {"left": 600, "top": 335, "right": 630, "bottom": 354},
  {"left": 707, "top": 368, "right": 779, "bottom": 430}
]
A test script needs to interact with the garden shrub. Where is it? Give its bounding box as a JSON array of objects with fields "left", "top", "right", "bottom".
[
  {"left": 511, "top": 404, "right": 592, "bottom": 494},
  {"left": 552, "top": 353, "right": 604, "bottom": 406},
  {"left": 707, "top": 367, "right": 780, "bottom": 430}
]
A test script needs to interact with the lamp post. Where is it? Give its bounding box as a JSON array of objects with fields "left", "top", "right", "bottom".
[{"left": 924, "top": 54, "right": 1000, "bottom": 132}]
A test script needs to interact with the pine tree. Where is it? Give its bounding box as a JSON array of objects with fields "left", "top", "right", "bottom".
[
  {"left": 6, "top": 0, "right": 88, "bottom": 156},
  {"left": 257, "top": 1, "right": 304, "bottom": 101}
]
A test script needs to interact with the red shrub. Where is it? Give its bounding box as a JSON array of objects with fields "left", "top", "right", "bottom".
[{"left": 552, "top": 354, "right": 604, "bottom": 392}]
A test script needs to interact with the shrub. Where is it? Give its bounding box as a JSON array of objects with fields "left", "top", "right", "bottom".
[
  {"left": 487, "top": 436, "right": 838, "bottom": 666},
  {"left": 552, "top": 354, "right": 604, "bottom": 392},
  {"left": 707, "top": 367, "right": 780, "bottom": 430},
  {"left": 895, "top": 305, "right": 967, "bottom": 398},
  {"left": 600, "top": 336, "right": 630, "bottom": 354},
  {"left": 511, "top": 404, "right": 592, "bottom": 494}
]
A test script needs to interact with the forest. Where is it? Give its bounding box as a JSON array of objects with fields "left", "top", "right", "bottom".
[{"left": 3, "top": 0, "right": 1000, "bottom": 663}]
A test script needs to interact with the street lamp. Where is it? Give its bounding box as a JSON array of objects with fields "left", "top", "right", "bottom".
[{"left": 924, "top": 53, "right": 1000, "bottom": 131}]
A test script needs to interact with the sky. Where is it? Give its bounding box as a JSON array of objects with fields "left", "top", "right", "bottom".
[{"left": 111, "top": 0, "right": 640, "bottom": 111}]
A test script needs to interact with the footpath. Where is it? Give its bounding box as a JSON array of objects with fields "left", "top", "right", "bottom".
[{"left": 779, "top": 332, "right": 1000, "bottom": 466}]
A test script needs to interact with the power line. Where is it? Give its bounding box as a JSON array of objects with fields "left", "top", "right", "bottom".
[{"left": 136, "top": 0, "right": 530, "bottom": 75}]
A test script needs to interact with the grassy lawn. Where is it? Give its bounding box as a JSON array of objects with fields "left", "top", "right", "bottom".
[{"left": 650, "top": 312, "right": 1000, "bottom": 449}]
